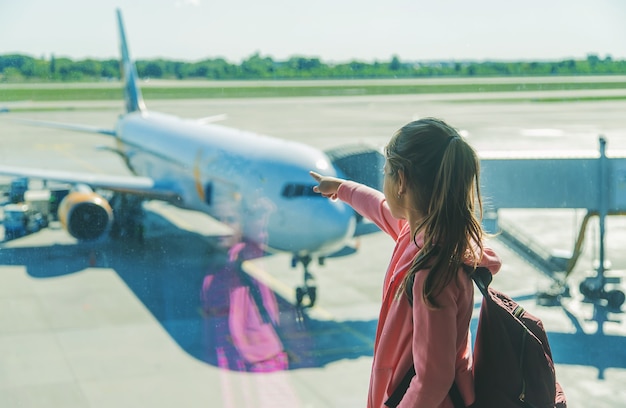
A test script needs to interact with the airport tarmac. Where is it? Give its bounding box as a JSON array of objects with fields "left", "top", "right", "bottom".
[{"left": 1, "top": 91, "right": 626, "bottom": 407}]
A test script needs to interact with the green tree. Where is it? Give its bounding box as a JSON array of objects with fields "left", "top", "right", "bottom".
[
  {"left": 101, "top": 59, "right": 119, "bottom": 79},
  {"left": 141, "top": 62, "right": 163, "bottom": 78},
  {"left": 390, "top": 55, "right": 401, "bottom": 71},
  {"left": 241, "top": 52, "right": 274, "bottom": 78},
  {"left": 74, "top": 59, "right": 102, "bottom": 77}
]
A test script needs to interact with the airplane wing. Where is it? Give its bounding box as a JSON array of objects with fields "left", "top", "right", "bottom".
[
  {"left": 196, "top": 113, "right": 228, "bottom": 125},
  {"left": 0, "top": 164, "right": 181, "bottom": 201},
  {"left": 11, "top": 118, "right": 117, "bottom": 136}
]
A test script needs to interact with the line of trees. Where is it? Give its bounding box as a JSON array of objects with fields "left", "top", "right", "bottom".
[{"left": 1, "top": 53, "right": 624, "bottom": 82}]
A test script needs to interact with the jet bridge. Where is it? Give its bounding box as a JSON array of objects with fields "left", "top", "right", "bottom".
[{"left": 480, "top": 137, "right": 626, "bottom": 310}]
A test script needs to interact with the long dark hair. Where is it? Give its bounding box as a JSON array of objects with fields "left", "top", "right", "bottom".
[{"left": 386, "top": 118, "right": 484, "bottom": 308}]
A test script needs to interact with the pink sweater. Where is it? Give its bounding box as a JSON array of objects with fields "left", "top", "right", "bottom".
[{"left": 337, "top": 181, "right": 501, "bottom": 408}]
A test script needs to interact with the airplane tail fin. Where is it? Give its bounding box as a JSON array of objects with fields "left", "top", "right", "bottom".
[{"left": 116, "top": 9, "right": 146, "bottom": 113}]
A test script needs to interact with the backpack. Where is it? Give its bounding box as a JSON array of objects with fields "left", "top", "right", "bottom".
[
  {"left": 470, "top": 266, "right": 566, "bottom": 408},
  {"left": 386, "top": 266, "right": 567, "bottom": 408}
]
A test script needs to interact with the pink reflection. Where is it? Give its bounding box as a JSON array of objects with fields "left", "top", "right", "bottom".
[
  {"left": 201, "top": 237, "right": 288, "bottom": 372},
  {"left": 200, "top": 196, "right": 303, "bottom": 406}
]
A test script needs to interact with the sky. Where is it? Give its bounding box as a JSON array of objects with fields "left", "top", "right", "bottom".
[{"left": 1, "top": 0, "right": 625, "bottom": 64}]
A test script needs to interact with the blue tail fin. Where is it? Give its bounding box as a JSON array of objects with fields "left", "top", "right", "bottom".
[{"left": 116, "top": 9, "right": 145, "bottom": 113}]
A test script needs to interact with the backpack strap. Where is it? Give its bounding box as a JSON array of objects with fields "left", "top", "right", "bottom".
[
  {"left": 385, "top": 364, "right": 465, "bottom": 407},
  {"left": 465, "top": 264, "right": 492, "bottom": 299},
  {"left": 385, "top": 365, "right": 415, "bottom": 407}
]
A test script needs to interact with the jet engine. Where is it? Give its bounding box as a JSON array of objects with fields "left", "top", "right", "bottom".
[{"left": 58, "top": 189, "right": 114, "bottom": 241}]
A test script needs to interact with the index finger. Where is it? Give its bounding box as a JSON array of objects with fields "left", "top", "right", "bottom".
[{"left": 309, "top": 171, "right": 322, "bottom": 181}]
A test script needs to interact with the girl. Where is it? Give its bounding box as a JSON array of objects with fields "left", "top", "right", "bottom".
[{"left": 310, "top": 118, "right": 501, "bottom": 407}]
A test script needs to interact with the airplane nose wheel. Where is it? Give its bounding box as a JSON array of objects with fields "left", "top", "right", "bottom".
[
  {"left": 295, "top": 285, "right": 317, "bottom": 309},
  {"left": 292, "top": 255, "right": 317, "bottom": 327}
]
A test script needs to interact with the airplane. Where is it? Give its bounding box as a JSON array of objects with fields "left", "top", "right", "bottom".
[
  {"left": 3, "top": 10, "right": 625, "bottom": 321},
  {"left": 0, "top": 9, "right": 384, "bottom": 309}
]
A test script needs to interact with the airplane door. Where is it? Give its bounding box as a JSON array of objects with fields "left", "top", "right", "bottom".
[{"left": 205, "top": 179, "right": 243, "bottom": 234}]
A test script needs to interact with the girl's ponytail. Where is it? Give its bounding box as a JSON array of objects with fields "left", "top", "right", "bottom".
[{"left": 391, "top": 119, "right": 484, "bottom": 308}]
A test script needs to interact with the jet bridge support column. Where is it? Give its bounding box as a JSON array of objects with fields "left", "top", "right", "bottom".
[
  {"left": 579, "top": 137, "right": 625, "bottom": 312},
  {"left": 599, "top": 137, "right": 608, "bottom": 288}
]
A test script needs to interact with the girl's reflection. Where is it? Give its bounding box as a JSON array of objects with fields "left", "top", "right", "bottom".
[{"left": 201, "top": 197, "right": 288, "bottom": 372}]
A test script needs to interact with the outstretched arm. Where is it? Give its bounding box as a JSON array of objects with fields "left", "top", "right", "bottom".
[{"left": 310, "top": 171, "right": 403, "bottom": 240}]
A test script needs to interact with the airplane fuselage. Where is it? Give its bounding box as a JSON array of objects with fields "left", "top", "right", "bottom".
[{"left": 115, "top": 111, "right": 356, "bottom": 255}]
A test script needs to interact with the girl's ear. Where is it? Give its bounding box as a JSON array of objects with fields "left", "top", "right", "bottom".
[{"left": 397, "top": 169, "right": 406, "bottom": 195}]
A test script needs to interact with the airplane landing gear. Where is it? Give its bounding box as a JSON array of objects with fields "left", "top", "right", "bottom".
[
  {"left": 291, "top": 254, "right": 318, "bottom": 329},
  {"left": 109, "top": 193, "right": 145, "bottom": 242},
  {"left": 292, "top": 254, "right": 317, "bottom": 309}
]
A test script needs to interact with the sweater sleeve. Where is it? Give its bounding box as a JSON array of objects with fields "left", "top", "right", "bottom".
[
  {"left": 398, "top": 272, "right": 459, "bottom": 408},
  {"left": 336, "top": 180, "right": 403, "bottom": 240}
]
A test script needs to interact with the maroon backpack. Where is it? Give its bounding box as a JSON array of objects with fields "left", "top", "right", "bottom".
[
  {"left": 386, "top": 266, "right": 567, "bottom": 408},
  {"left": 471, "top": 266, "right": 567, "bottom": 408}
]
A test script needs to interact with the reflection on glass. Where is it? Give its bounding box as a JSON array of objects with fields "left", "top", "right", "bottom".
[
  {"left": 201, "top": 241, "right": 288, "bottom": 372},
  {"left": 201, "top": 195, "right": 289, "bottom": 372}
]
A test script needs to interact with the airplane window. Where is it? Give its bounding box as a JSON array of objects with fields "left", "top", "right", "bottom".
[{"left": 281, "top": 183, "right": 321, "bottom": 198}]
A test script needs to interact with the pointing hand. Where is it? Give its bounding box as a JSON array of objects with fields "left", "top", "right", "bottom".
[{"left": 310, "top": 171, "right": 344, "bottom": 200}]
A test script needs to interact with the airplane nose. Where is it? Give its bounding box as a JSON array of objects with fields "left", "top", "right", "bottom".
[
  {"left": 268, "top": 198, "right": 356, "bottom": 254},
  {"left": 310, "top": 199, "right": 356, "bottom": 250}
]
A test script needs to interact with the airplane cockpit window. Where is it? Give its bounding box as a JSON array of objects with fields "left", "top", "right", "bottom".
[{"left": 281, "top": 183, "right": 322, "bottom": 198}]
